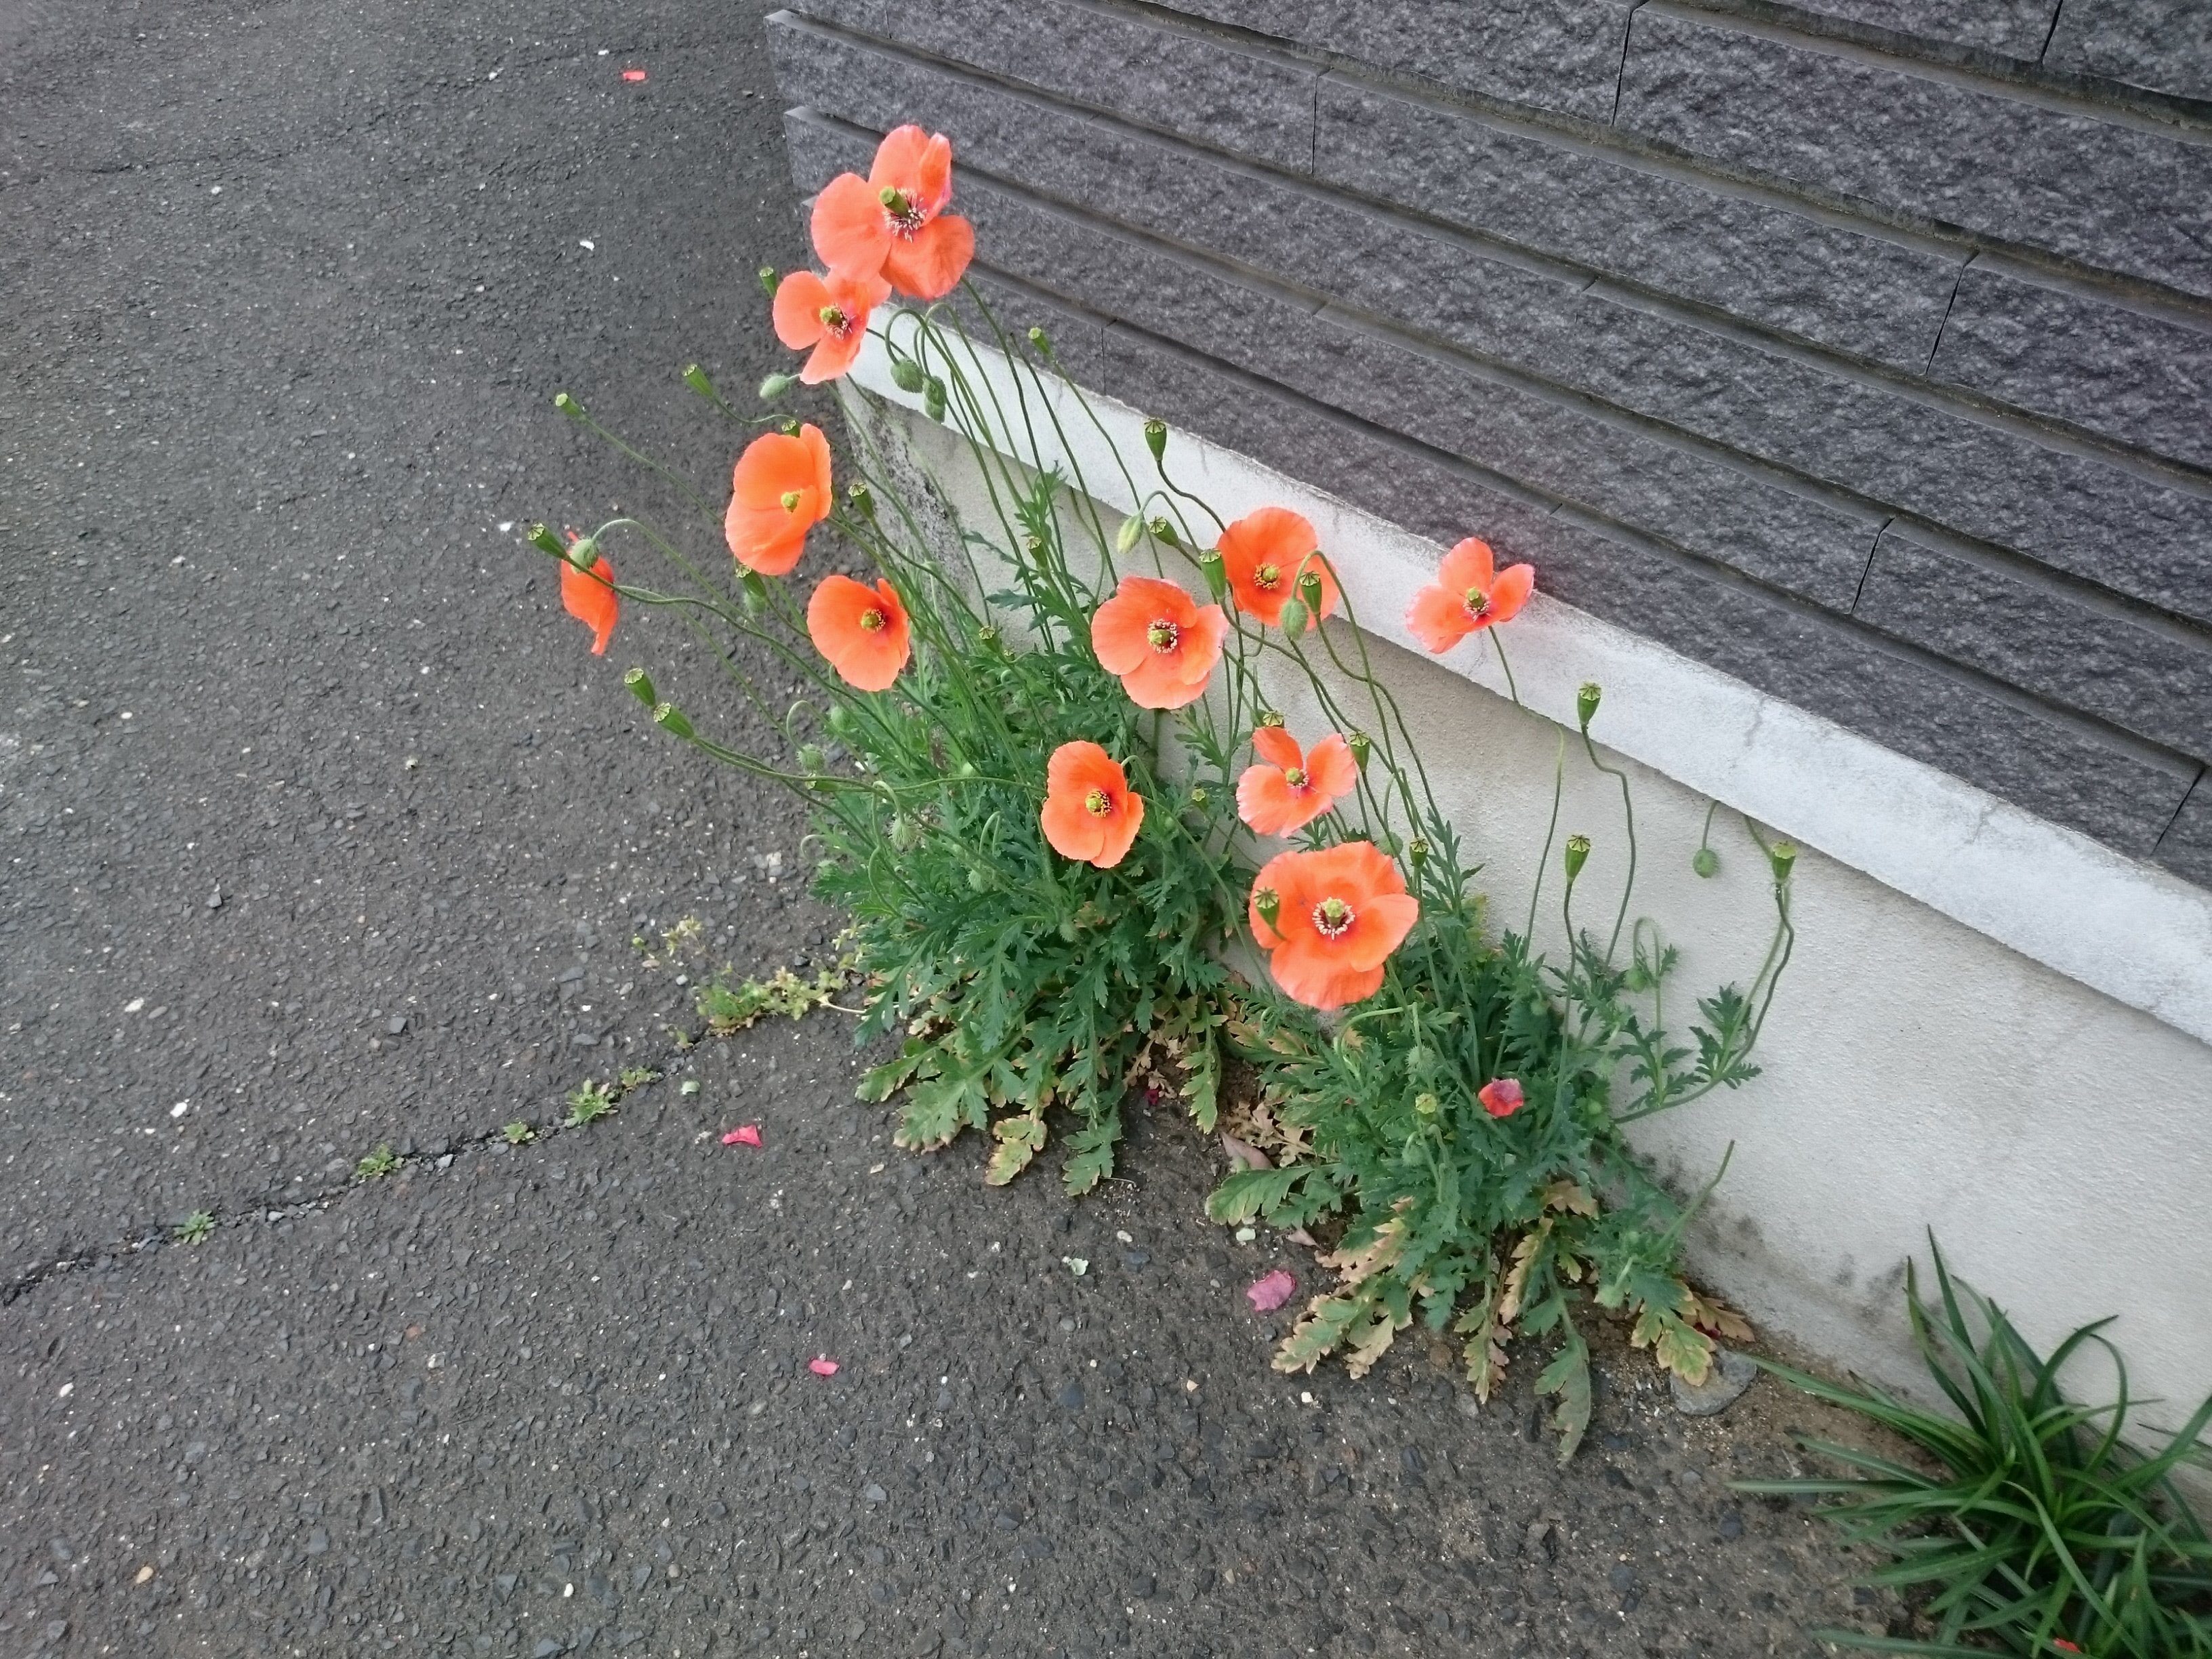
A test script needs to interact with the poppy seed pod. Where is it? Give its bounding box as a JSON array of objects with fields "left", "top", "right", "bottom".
[
  {"left": 759, "top": 372, "right": 798, "bottom": 401},
  {"left": 1027, "top": 325, "right": 1050, "bottom": 352},
  {"left": 1143, "top": 418, "right": 1167, "bottom": 463},
  {"left": 682, "top": 363, "right": 720, "bottom": 402},
  {"left": 1148, "top": 516, "right": 1178, "bottom": 549},
  {"left": 846, "top": 481, "right": 876, "bottom": 520},
  {"left": 1348, "top": 731, "right": 1372, "bottom": 770},
  {"left": 889, "top": 356, "right": 927, "bottom": 394},
  {"left": 1563, "top": 834, "right": 1592, "bottom": 881},
  {"left": 1577, "top": 682, "right": 1602, "bottom": 732},
  {"left": 1296, "top": 568, "right": 1325, "bottom": 609},
  {"left": 1276, "top": 597, "right": 1309, "bottom": 636},
  {"left": 526, "top": 523, "right": 567, "bottom": 560},
  {"left": 623, "top": 667, "right": 656, "bottom": 707},
  {"left": 1408, "top": 838, "right": 1430, "bottom": 869},
  {"left": 738, "top": 569, "right": 769, "bottom": 615},
  {"left": 757, "top": 265, "right": 779, "bottom": 295},
  {"left": 1196, "top": 548, "right": 1227, "bottom": 602},
  {"left": 1189, "top": 786, "right": 1208, "bottom": 808},
  {"left": 1256, "top": 710, "right": 1286, "bottom": 729},
  {"left": 652, "top": 702, "right": 694, "bottom": 739},
  {"left": 1769, "top": 841, "right": 1798, "bottom": 884},
  {"left": 1252, "top": 886, "right": 1281, "bottom": 928},
  {"left": 554, "top": 390, "right": 585, "bottom": 421},
  {"left": 977, "top": 624, "right": 1001, "bottom": 651}
]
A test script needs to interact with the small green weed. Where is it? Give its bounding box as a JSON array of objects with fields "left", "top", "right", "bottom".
[
  {"left": 618, "top": 1064, "right": 661, "bottom": 1090},
  {"left": 697, "top": 961, "right": 851, "bottom": 1036},
  {"left": 501, "top": 1120, "right": 536, "bottom": 1145},
  {"left": 356, "top": 1144, "right": 401, "bottom": 1181},
  {"left": 1738, "top": 1236, "right": 2212, "bottom": 1656},
  {"left": 176, "top": 1210, "right": 216, "bottom": 1245},
  {"left": 565, "top": 1082, "right": 617, "bottom": 1128}
]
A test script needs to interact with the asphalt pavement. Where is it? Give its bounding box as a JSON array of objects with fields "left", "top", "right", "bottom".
[{"left": 2, "top": 4, "right": 1900, "bottom": 1654}]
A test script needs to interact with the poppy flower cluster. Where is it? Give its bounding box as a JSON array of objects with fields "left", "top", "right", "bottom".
[{"left": 773, "top": 125, "right": 976, "bottom": 385}]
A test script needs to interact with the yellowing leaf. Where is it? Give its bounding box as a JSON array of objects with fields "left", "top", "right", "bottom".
[{"left": 1542, "top": 1179, "right": 1599, "bottom": 1217}]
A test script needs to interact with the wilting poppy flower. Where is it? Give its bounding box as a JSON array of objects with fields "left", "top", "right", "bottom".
[
  {"left": 560, "top": 553, "right": 617, "bottom": 655},
  {"left": 771, "top": 266, "right": 890, "bottom": 384},
  {"left": 1090, "top": 575, "right": 1227, "bottom": 710},
  {"left": 724, "top": 423, "right": 834, "bottom": 575},
  {"left": 809, "top": 125, "right": 976, "bottom": 301},
  {"left": 1248, "top": 842, "right": 1418, "bottom": 1010},
  {"left": 1237, "top": 726, "right": 1357, "bottom": 837},
  {"left": 1406, "top": 537, "right": 1535, "bottom": 653},
  {"left": 1040, "top": 740, "right": 1144, "bottom": 869},
  {"left": 1479, "top": 1078, "right": 1525, "bottom": 1120},
  {"left": 807, "top": 574, "right": 911, "bottom": 692},
  {"left": 1215, "top": 506, "right": 1338, "bottom": 630}
]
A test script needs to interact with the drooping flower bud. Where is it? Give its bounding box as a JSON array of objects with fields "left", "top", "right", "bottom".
[
  {"left": 1276, "top": 597, "right": 1309, "bottom": 636},
  {"left": 1252, "top": 886, "right": 1281, "bottom": 929},
  {"left": 553, "top": 390, "right": 586, "bottom": 422},
  {"left": 1196, "top": 548, "right": 1227, "bottom": 602},
  {"left": 1563, "top": 834, "right": 1591, "bottom": 881},
  {"left": 889, "top": 356, "right": 927, "bottom": 394},
  {"left": 922, "top": 376, "right": 947, "bottom": 423},
  {"left": 562, "top": 531, "right": 598, "bottom": 570},
  {"left": 623, "top": 667, "right": 656, "bottom": 707},
  {"left": 847, "top": 481, "right": 876, "bottom": 520},
  {"left": 757, "top": 265, "right": 779, "bottom": 296},
  {"left": 889, "top": 815, "right": 920, "bottom": 851},
  {"left": 1143, "top": 419, "right": 1168, "bottom": 463},
  {"left": 797, "top": 743, "right": 826, "bottom": 775},
  {"left": 759, "top": 371, "right": 798, "bottom": 401},
  {"left": 826, "top": 702, "right": 853, "bottom": 735},
  {"left": 652, "top": 702, "right": 694, "bottom": 739},
  {"left": 1348, "top": 731, "right": 1372, "bottom": 770},
  {"left": 1768, "top": 841, "right": 1798, "bottom": 884},
  {"left": 1115, "top": 514, "right": 1145, "bottom": 556},
  {"left": 1692, "top": 846, "right": 1719, "bottom": 879},
  {"left": 1577, "top": 682, "right": 1602, "bottom": 732}
]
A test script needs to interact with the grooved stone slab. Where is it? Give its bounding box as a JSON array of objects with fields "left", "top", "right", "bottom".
[
  {"left": 777, "top": 0, "right": 1318, "bottom": 169},
  {"left": 1778, "top": 0, "right": 2060, "bottom": 59},
  {"left": 1315, "top": 79, "right": 1961, "bottom": 371},
  {"left": 774, "top": 45, "right": 2212, "bottom": 624},
  {"left": 1616, "top": 5, "right": 2212, "bottom": 298},
  {"left": 1143, "top": 0, "right": 1637, "bottom": 123},
  {"left": 2047, "top": 0, "right": 2212, "bottom": 104},
  {"left": 1929, "top": 260, "right": 2212, "bottom": 472},
  {"left": 1856, "top": 529, "right": 2212, "bottom": 757},
  {"left": 2155, "top": 775, "right": 2212, "bottom": 887}
]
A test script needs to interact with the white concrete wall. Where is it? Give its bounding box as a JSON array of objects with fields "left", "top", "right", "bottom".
[{"left": 840, "top": 342, "right": 2212, "bottom": 1437}]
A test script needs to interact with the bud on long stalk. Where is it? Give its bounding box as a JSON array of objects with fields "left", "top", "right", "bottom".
[
  {"left": 759, "top": 373, "right": 798, "bottom": 401},
  {"left": 1144, "top": 419, "right": 1168, "bottom": 463},
  {"left": 1563, "top": 834, "right": 1592, "bottom": 882},
  {"left": 1577, "top": 682, "right": 1603, "bottom": 733},
  {"left": 1276, "top": 597, "right": 1309, "bottom": 636},
  {"left": 889, "top": 357, "right": 927, "bottom": 394},
  {"left": 922, "top": 377, "right": 947, "bottom": 424},
  {"left": 1115, "top": 515, "right": 1144, "bottom": 557}
]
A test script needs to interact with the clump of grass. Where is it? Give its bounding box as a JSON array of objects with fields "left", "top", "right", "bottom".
[
  {"left": 564, "top": 1082, "right": 617, "bottom": 1128},
  {"left": 176, "top": 1210, "right": 216, "bottom": 1245},
  {"left": 618, "top": 1064, "right": 661, "bottom": 1090},
  {"left": 697, "top": 962, "right": 850, "bottom": 1036},
  {"left": 501, "top": 1120, "right": 536, "bottom": 1145},
  {"left": 1738, "top": 1236, "right": 2212, "bottom": 1656},
  {"left": 355, "top": 1144, "right": 401, "bottom": 1181}
]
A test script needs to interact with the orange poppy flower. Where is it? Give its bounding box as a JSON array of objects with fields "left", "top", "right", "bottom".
[
  {"left": 1407, "top": 537, "right": 1534, "bottom": 653},
  {"left": 1248, "top": 842, "right": 1418, "bottom": 1010},
  {"left": 1236, "top": 726, "right": 1358, "bottom": 837},
  {"left": 806, "top": 574, "right": 911, "bottom": 692},
  {"left": 771, "top": 266, "right": 890, "bottom": 384},
  {"left": 809, "top": 125, "right": 977, "bottom": 301},
  {"left": 1478, "top": 1078, "right": 1525, "bottom": 1120},
  {"left": 1215, "top": 506, "right": 1339, "bottom": 630},
  {"left": 1040, "top": 741, "right": 1144, "bottom": 869},
  {"left": 560, "top": 553, "right": 617, "bottom": 655},
  {"left": 1090, "top": 575, "right": 1228, "bottom": 710},
  {"left": 724, "top": 423, "right": 834, "bottom": 575}
]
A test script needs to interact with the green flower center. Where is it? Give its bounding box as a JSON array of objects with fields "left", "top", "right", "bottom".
[
  {"left": 1084, "top": 787, "right": 1113, "bottom": 817},
  {"left": 859, "top": 608, "right": 886, "bottom": 633},
  {"left": 1462, "top": 586, "right": 1492, "bottom": 619},
  {"left": 781, "top": 491, "right": 802, "bottom": 512},
  {"left": 818, "top": 304, "right": 852, "bottom": 337},
  {"left": 1313, "top": 897, "right": 1355, "bottom": 939},
  {"left": 1254, "top": 562, "right": 1282, "bottom": 590},
  {"left": 1147, "top": 619, "right": 1179, "bottom": 653},
  {"left": 1284, "top": 766, "right": 1308, "bottom": 790}
]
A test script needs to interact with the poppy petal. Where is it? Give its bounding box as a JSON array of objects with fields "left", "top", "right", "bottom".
[
  {"left": 1250, "top": 725, "right": 1303, "bottom": 771},
  {"left": 1406, "top": 585, "right": 1471, "bottom": 654},
  {"left": 808, "top": 1355, "right": 840, "bottom": 1376},
  {"left": 1246, "top": 1269, "right": 1297, "bottom": 1312},
  {"left": 771, "top": 269, "right": 832, "bottom": 351},
  {"left": 808, "top": 172, "right": 890, "bottom": 279},
  {"left": 884, "top": 214, "right": 973, "bottom": 301},
  {"left": 560, "top": 556, "right": 617, "bottom": 655},
  {"left": 1488, "top": 561, "right": 1536, "bottom": 624}
]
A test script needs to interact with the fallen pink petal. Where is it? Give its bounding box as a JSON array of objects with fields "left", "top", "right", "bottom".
[
  {"left": 722, "top": 1124, "right": 763, "bottom": 1147},
  {"left": 808, "top": 1356, "right": 839, "bottom": 1377},
  {"left": 620, "top": 68, "right": 647, "bottom": 83},
  {"left": 1246, "top": 1269, "right": 1296, "bottom": 1312}
]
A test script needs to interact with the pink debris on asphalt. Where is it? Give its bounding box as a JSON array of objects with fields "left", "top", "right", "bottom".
[
  {"left": 620, "top": 68, "right": 647, "bottom": 82},
  {"left": 1246, "top": 1269, "right": 1296, "bottom": 1312},
  {"left": 722, "top": 1124, "right": 762, "bottom": 1147},
  {"left": 808, "top": 1356, "right": 840, "bottom": 1376}
]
